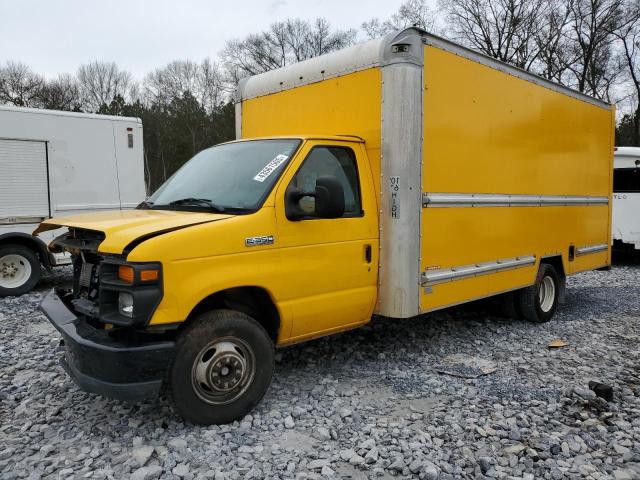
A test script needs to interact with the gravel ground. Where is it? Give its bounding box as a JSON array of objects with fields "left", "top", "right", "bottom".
[{"left": 1, "top": 261, "right": 639, "bottom": 480}]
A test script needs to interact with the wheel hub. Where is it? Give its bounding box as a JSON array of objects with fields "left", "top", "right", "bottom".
[
  {"left": 208, "top": 351, "right": 245, "bottom": 392},
  {"left": 538, "top": 275, "right": 556, "bottom": 313},
  {"left": 2, "top": 262, "right": 18, "bottom": 277},
  {"left": 192, "top": 338, "right": 255, "bottom": 405},
  {"left": 0, "top": 254, "right": 32, "bottom": 289}
]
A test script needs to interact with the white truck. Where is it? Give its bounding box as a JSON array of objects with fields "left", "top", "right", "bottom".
[
  {"left": 613, "top": 147, "right": 640, "bottom": 252},
  {"left": 0, "top": 105, "right": 146, "bottom": 296}
]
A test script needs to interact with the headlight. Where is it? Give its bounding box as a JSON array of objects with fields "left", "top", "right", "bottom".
[{"left": 118, "top": 292, "right": 134, "bottom": 317}]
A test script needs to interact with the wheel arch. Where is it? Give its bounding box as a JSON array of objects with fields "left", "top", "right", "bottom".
[
  {"left": 0, "top": 232, "right": 52, "bottom": 269},
  {"left": 185, "top": 286, "right": 281, "bottom": 343}
]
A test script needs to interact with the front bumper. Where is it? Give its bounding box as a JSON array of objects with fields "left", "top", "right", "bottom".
[{"left": 39, "top": 289, "right": 175, "bottom": 402}]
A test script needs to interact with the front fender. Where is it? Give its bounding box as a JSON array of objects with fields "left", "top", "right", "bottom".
[
  {"left": 127, "top": 208, "right": 293, "bottom": 339},
  {"left": 151, "top": 252, "right": 291, "bottom": 340}
]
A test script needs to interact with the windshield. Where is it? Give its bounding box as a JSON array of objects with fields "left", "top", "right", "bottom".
[{"left": 147, "top": 139, "right": 301, "bottom": 212}]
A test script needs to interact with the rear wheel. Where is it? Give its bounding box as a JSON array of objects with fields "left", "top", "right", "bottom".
[
  {"left": 169, "top": 309, "right": 274, "bottom": 425},
  {"left": 0, "top": 244, "right": 41, "bottom": 297},
  {"left": 517, "top": 263, "right": 560, "bottom": 323}
]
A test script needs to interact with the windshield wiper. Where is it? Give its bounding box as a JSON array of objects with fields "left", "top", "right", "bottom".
[{"left": 165, "top": 197, "right": 226, "bottom": 212}]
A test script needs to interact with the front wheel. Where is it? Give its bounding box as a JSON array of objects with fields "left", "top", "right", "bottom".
[
  {"left": 517, "top": 263, "right": 560, "bottom": 323},
  {"left": 0, "top": 244, "right": 41, "bottom": 297},
  {"left": 169, "top": 309, "right": 274, "bottom": 425}
]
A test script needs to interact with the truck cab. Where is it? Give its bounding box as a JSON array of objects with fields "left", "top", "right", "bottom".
[{"left": 37, "top": 136, "right": 378, "bottom": 424}]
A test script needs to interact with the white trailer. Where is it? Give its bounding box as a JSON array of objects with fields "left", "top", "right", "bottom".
[
  {"left": 0, "top": 105, "right": 146, "bottom": 296},
  {"left": 612, "top": 147, "right": 640, "bottom": 252}
]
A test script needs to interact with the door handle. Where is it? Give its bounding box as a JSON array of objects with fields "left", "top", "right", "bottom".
[{"left": 364, "top": 244, "right": 372, "bottom": 263}]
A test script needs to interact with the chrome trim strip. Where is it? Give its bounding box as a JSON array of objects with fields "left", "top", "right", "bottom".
[
  {"left": 421, "top": 255, "right": 536, "bottom": 286},
  {"left": 422, "top": 193, "right": 609, "bottom": 208},
  {"left": 575, "top": 243, "right": 608, "bottom": 256}
]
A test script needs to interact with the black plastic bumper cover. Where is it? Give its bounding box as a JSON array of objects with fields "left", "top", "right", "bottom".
[{"left": 39, "top": 288, "right": 175, "bottom": 402}]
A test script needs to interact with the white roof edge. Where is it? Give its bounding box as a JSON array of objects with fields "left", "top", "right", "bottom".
[
  {"left": 237, "top": 33, "right": 392, "bottom": 102},
  {"left": 0, "top": 104, "right": 142, "bottom": 123},
  {"left": 237, "top": 27, "right": 612, "bottom": 111}
]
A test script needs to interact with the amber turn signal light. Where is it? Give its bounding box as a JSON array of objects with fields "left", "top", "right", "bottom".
[
  {"left": 140, "top": 269, "right": 159, "bottom": 282},
  {"left": 118, "top": 265, "right": 135, "bottom": 283}
]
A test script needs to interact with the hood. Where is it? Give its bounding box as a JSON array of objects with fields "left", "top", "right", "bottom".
[{"left": 34, "top": 209, "right": 232, "bottom": 254}]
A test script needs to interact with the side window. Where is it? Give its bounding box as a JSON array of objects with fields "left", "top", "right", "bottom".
[
  {"left": 613, "top": 168, "right": 640, "bottom": 193},
  {"left": 289, "top": 146, "right": 363, "bottom": 217}
]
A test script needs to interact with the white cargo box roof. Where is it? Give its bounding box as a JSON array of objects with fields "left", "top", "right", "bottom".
[{"left": 0, "top": 105, "right": 141, "bottom": 124}]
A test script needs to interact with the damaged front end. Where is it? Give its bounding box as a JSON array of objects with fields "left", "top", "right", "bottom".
[
  {"left": 40, "top": 227, "right": 175, "bottom": 402},
  {"left": 52, "top": 228, "right": 164, "bottom": 328}
]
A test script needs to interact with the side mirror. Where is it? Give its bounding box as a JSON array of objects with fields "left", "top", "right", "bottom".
[
  {"left": 314, "top": 176, "right": 345, "bottom": 218},
  {"left": 285, "top": 175, "right": 345, "bottom": 220},
  {"left": 285, "top": 187, "right": 307, "bottom": 220}
]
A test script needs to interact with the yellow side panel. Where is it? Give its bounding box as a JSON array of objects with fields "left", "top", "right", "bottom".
[
  {"left": 420, "top": 206, "right": 609, "bottom": 310},
  {"left": 242, "top": 68, "right": 382, "bottom": 199},
  {"left": 422, "top": 46, "right": 612, "bottom": 196},
  {"left": 420, "top": 46, "right": 614, "bottom": 312}
]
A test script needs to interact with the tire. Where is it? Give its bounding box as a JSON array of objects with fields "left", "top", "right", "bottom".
[
  {"left": 169, "top": 309, "right": 274, "bottom": 425},
  {"left": 517, "top": 263, "right": 560, "bottom": 323},
  {"left": 0, "top": 244, "right": 41, "bottom": 297}
]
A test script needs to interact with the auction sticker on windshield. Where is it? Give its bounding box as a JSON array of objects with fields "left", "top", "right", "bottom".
[{"left": 253, "top": 154, "right": 289, "bottom": 182}]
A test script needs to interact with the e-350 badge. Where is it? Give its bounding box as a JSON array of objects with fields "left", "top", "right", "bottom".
[{"left": 245, "top": 235, "right": 275, "bottom": 247}]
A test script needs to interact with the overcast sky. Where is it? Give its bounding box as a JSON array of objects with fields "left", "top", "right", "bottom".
[{"left": 0, "top": 0, "right": 435, "bottom": 79}]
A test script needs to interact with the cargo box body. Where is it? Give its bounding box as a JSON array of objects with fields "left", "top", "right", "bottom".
[
  {"left": 0, "top": 106, "right": 146, "bottom": 266},
  {"left": 236, "top": 28, "right": 615, "bottom": 319}
]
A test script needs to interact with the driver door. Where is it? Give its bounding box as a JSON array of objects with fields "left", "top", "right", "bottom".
[{"left": 275, "top": 140, "right": 378, "bottom": 341}]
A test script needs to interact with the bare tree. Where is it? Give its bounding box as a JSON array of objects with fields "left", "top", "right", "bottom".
[
  {"left": 144, "top": 60, "right": 201, "bottom": 105},
  {"left": 439, "top": 0, "right": 548, "bottom": 70},
  {"left": 362, "top": 0, "right": 438, "bottom": 39},
  {"left": 280, "top": 18, "right": 309, "bottom": 62},
  {"left": 222, "top": 35, "right": 285, "bottom": 83},
  {"left": 38, "top": 73, "right": 83, "bottom": 111},
  {"left": 304, "top": 18, "right": 357, "bottom": 57},
  {"left": 534, "top": 1, "right": 573, "bottom": 83},
  {"left": 77, "top": 61, "right": 133, "bottom": 112},
  {"left": 565, "top": 0, "right": 629, "bottom": 99},
  {"left": 612, "top": 0, "right": 640, "bottom": 144},
  {"left": 199, "top": 58, "right": 226, "bottom": 111},
  {"left": 221, "top": 18, "right": 356, "bottom": 84},
  {"left": 0, "top": 61, "right": 44, "bottom": 107},
  {"left": 144, "top": 59, "right": 226, "bottom": 113}
]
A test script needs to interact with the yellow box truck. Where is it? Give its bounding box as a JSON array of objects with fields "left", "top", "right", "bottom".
[{"left": 37, "top": 28, "right": 614, "bottom": 424}]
